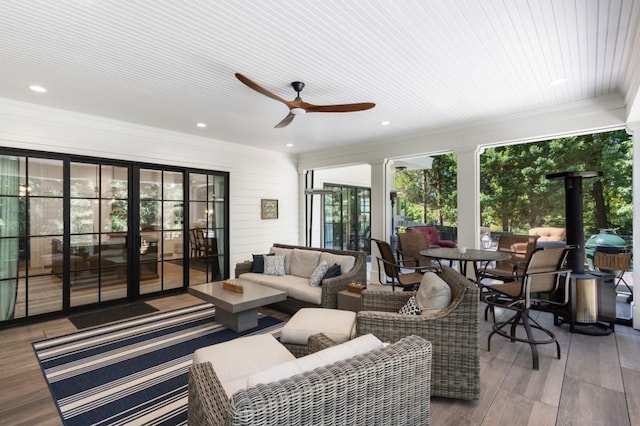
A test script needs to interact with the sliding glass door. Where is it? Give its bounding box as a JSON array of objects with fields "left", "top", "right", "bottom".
[
  {"left": 0, "top": 148, "right": 229, "bottom": 326},
  {"left": 1, "top": 156, "right": 65, "bottom": 320},
  {"left": 188, "top": 172, "right": 226, "bottom": 285},
  {"left": 139, "top": 168, "right": 185, "bottom": 295},
  {"left": 323, "top": 184, "right": 371, "bottom": 252},
  {"left": 68, "top": 162, "right": 130, "bottom": 307}
]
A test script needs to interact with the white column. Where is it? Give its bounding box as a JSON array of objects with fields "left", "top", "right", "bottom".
[
  {"left": 455, "top": 147, "right": 483, "bottom": 249},
  {"left": 369, "top": 160, "right": 390, "bottom": 284},
  {"left": 627, "top": 122, "right": 640, "bottom": 330}
]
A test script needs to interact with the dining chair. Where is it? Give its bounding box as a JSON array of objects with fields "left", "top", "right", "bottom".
[
  {"left": 397, "top": 232, "right": 435, "bottom": 268},
  {"left": 481, "top": 245, "right": 572, "bottom": 370},
  {"left": 371, "top": 238, "right": 431, "bottom": 291},
  {"left": 478, "top": 233, "right": 541, "bottom": 320},
  {"left": 479, "top": 234, "right": 540, "bottom": 282}
]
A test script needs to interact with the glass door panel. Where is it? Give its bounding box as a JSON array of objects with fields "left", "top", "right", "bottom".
[
  {"left": 322, "top": 184, "right": 371, "bottom": 252},
  {"left": 139, "top": 168, "right": 184, "bottom": 294},
  {"left": 188, "top": 173, "right": 225, "bottom": 285},
  {"left": 2, "top": 156, "right": 64, "bottom": 320},
  {"left": 69, "top": 163, "right": 129, "bottom": 307},
  {"left": 24, "top": 158, "right": 64, "bottom": 316}
]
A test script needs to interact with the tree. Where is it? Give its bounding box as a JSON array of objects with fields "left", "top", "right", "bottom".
[
  {"left": 479, "top": 130, "right": 632, "bottom": 234},
  {"left": 394, "top": 153, "right": 457, "bottom": 226},
  {"left": 393, "top": 130, "right": 631, "bottom": 236}
]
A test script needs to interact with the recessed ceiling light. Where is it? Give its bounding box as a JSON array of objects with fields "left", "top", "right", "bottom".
[
  {"left": 29, "top": 85, "right": 47, "bottom": 93},
  {"left": 550, "top": 78, "right": 567, "bottom": 86},
  {"left": 196, "top": 122, "right": 207, "bottom": 128},
  {"left": 286, "top": 143, "right": 294, "bottom": 147},
  {"left": 380, "top": 121, "right": 391, "bottom": 126}
]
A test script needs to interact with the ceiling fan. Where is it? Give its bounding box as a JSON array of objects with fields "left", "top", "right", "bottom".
[{"left": 235, "top": 73, "right": 375, "bottom": 128}]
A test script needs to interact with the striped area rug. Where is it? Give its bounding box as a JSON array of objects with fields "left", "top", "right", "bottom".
[{"left": 33, "top": 303, "right": 284, "bottom": 426}]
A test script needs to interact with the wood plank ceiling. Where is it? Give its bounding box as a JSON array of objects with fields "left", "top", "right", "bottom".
[{"left": 0, "top": 0, "right": 638, "bottom": 153}]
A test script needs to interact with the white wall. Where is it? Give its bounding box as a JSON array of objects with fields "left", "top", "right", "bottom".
[
  {"left": 0, "top": 98, "right": 299, "bottom": 268},
  {"left": 312, "top": 164, "right": 371, "bottom": 188}
]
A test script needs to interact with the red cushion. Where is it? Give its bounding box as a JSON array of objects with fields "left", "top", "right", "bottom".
[{"left": 408, "top": 226, "right": 457, "bottom": 248}]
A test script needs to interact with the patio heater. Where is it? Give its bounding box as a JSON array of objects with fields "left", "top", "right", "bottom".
[
  {"left": 546, "top": 171, "right": 602, "bottom": 273},
  {"left": 546, "top": 171, "right": 615, "bottom": 335}
]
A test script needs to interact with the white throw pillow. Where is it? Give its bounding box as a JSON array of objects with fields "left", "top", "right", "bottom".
[
  {"left": 309, "top": 260, "right": 329, "bottom": 287},
  {"left": 269, "top": 247, "right": 293, "bottom": 274},
  {"left": 415, "top": 272, "right": 452, "bottom": 314},
  {"left": 264, "top": 255, "right": 286, "bottom": 276}
]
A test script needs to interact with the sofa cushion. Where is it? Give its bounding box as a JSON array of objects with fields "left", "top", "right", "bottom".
[
  {"left": 251, "top": 253, "right": 273, "bottom": 273},
  {"left": 192, "top": 334, "right": 295, "bottom": 397},
  {"left": 416, "top": 272, "right": 452, "bottom": 314},
  {"left": 246, "top": 334, "right": 383, "bottom": 388},
  {"left": 239, "top": 273, "right": 306, "bottom": 293},
  {"left": 281, "top": 308, "right": 356, "bottom": 345},
  {"left": 287, "top": 282, "right": 323, "bottom": 305},
  {"left": 312, "top": 333, "right": 383, "bottom": 364},
  {"left": 245, "top": 359, "right": 303, "bottom": 388},
  {"left": 309, "top": 260, "right": 329, "bottom": 287},
  {"left": 322, "top": 263, "right": 341, "bottom": 281},
  {"left": 264, "top": 255, "right": 286, "bottom": 276},
  {"left": 270, "top": 247, "right": 293, "bottom": 274},
  {"left": 290, "top": 248, "right": 321, "bottom": 278},
  {"left": 320, "top": 252, "right": 355, "bottom": 274},
  {"left": 529, "top": 227, "right": 566, "bottom": 242}
]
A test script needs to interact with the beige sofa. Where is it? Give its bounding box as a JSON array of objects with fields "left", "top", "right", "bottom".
[
  {"left": 235, "top": 243, "right": 367, "bottom": 313},
  {"left": 529, "top": 227, "right": 566, "bottom": 242},
  {"left": 188, "top": 333, "right": 432, "bottom": 425}
]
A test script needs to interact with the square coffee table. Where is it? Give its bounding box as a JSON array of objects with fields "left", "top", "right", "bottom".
[{"left": 188, "top": 279, "right": 287, "bottom": 332}]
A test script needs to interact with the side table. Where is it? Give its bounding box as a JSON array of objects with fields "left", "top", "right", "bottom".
[{"left": 338, "top": 289, "right": 362, "bottom": 312}]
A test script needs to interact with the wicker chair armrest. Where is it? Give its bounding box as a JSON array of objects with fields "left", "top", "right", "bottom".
[
  {"left": 227, "top": 335, "right": 432, "bottom": 424},
  {"left": 320, "top": 257, "right": 366, "bottom": 308},
  {"left": 308, "top": 333, "right": 338, "bottom": 353},
  {"left": 357, "top": 307, "right": 478, "bottom": 344},
  {"left": 234, "top": 261, "right": 252, "bottom": 278},
  {"left": 360, "top": 289, "right": 414, "bottom": 312},
  {"left": 188, "top": 362, "right": 230, "bottom": 426}
]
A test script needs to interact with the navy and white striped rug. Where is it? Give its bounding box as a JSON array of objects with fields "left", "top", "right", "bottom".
[{"left": 33, "top": 303, "right": 284, "bottom": 426}]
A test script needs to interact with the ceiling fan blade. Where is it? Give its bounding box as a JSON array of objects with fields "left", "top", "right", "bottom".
[
  {"left": 235, "top": 73, "right": 290, "bottom": 105},
  {"left": 304, "top": 102, "right": 376, "bottom": 113},
  {"left": 274, "top": 112, "right": 295, "bottom": 128}
]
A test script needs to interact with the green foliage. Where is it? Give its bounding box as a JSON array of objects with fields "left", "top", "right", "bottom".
[
  {"left": 395, "top": 153, "right": 458, "bottom": 226},
  {"left": 394, "top": 130, "right": 632, "bottom": 235},
  {"left": 480, "top": 130, "right": 632, "bottom": 234}
]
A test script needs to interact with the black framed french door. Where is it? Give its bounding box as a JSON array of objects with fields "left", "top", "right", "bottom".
[
  {"left": 0, "top": 147, "right": 229, "bottom": 326},
  {"left": 67, "top": 160, "right": 132, "bottom": 308},
  {"left": 322, "top": 184, "right": 371, "bottom": 252}
]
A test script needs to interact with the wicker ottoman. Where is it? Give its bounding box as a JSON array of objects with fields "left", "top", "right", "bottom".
[{"left": 281, "top": 308, "right": 356, "bottom": 357}]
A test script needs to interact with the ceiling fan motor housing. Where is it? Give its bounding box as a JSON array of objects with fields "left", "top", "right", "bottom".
[{"left": 292, "top": 81, "right": 305, "bottom": 93}]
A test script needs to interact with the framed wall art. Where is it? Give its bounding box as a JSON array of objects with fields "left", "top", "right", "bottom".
[{"left": 261, "top": 199, "right": 278, "bottom": 219}]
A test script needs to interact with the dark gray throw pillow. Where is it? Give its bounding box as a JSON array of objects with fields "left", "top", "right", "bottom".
[
  {"left": 321, "top": 263, "right": 341, "bottom": 282},
  {"left": 251, "top": 253, "right": 273, "bottom": 273}
]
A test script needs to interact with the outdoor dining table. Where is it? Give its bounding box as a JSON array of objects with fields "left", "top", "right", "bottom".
[{"left": 419, "top": 247, "right": 511, "bottom": 281}]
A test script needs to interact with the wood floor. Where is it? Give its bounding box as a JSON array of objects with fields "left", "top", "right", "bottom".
[{"left": 1, "top": 292, "right": 638, "bottom": 426}]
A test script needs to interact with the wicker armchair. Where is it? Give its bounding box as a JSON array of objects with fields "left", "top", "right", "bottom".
[
  {"left": 188, "top": 334, "right": 433, "bottom": 425},
  {"left": 356, "top": 266, "right": 480, "bottom": 400}
]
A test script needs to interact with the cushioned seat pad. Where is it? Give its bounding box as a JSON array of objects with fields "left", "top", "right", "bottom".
[
  {"left": 193, "top": 334, "right": 295, "bottom": 397},
  {"left": 281, "top": 308, "right": 356, "bottom": 345}
]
